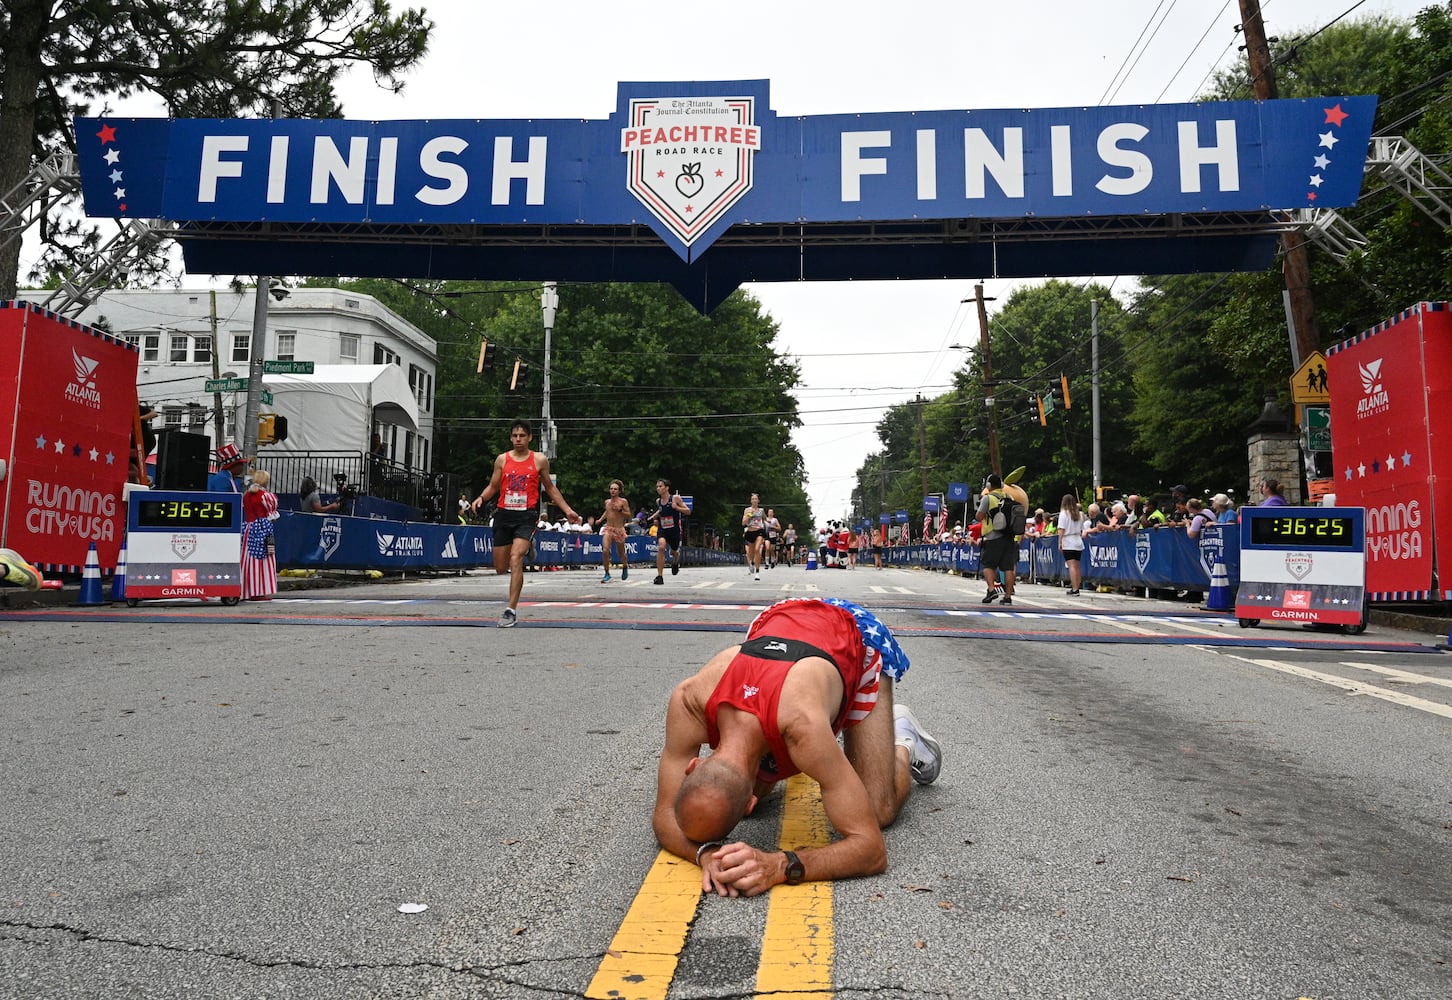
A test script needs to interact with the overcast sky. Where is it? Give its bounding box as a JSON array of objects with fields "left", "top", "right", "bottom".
[{"left": 37, "top": 0, "right": 1432, "bottom": 519}]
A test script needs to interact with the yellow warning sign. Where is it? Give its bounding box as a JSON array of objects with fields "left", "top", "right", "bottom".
[{"left": 1290, "top": 350, "right": 1330, "bottom": 404}]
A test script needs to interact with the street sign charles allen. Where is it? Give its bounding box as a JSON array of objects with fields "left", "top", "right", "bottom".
[{"left": 620, "top": 95, "right": 760, "bottom": 258}]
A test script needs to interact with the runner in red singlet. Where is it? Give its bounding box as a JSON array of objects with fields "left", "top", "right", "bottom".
[
  {"left": 471, "top": 418, "right": 581, "bottom": 627},
  {"left": 653, "top": 598, "right": 942, "bottom": 896}
]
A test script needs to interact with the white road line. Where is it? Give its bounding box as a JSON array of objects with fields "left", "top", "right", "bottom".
[
  {"left": 1158, "top": 618, "right": 1240, "bottom": 638},
  {"left": 1227, "top": 655, "right": 1452, "bottom": 720},
  {"left": 1340, "top": 661, "right": 1452, "bottom": 690}
]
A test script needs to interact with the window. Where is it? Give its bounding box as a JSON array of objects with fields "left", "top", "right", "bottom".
[
  {"left": 408, "top": 364, "right": 433, "bottom": 412},
  {"left": 276, "top": 331, "right": 296, "bottom": 361},
  {"left": 123, "top": 334, "right": 140, "bottom": 351},
  {"left": 374, "top": 344, "right": 399, "bottom": 366},
  {"left": 170, "top": 335, "right": 189, "bottom": 362},
  {"left": 163, "top": 406, "right": 184, "bottom": 430},
  {"left": 231, "top": 333, "right": 250, "bottom": 363},
  {"left": 194, "top": 336, "right": 211, "bottom": 363},
  {"left": 339, "top": 333, "right": 360, "bottom": 362},
  {"left": 188, "top": 405, "right": 207, "bottom": 427},
  {"left": 143, "top": 335, "right": 160, "bottom": 361}
]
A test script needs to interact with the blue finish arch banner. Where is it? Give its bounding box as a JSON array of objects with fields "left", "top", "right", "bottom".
[{"left": 76, "top": 80, "right": 1376, "bottom": 266}]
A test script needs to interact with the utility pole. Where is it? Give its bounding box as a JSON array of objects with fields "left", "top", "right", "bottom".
[
  {"left": 963, "top": 284, "right": 1001, "bottom": 476},
  {"left": 1091, "top": 300, "right": 1102, "bottom": 498},
  {"left": 1239, "top": 0, "right": 1319, "bottom": 368},
  {"left": 209, "top": 290, "right": 224, "bottom": 446},
  {"left": 540, "top": 281, "right": 558, "bottom": 458},
  {"left": 915, "top": 394, "right": 928, "bottom": 504}
]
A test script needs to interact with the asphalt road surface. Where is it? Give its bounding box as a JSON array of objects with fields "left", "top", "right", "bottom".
[{"left": 2, "top": 561, "right": 1449, "bottom": 999}]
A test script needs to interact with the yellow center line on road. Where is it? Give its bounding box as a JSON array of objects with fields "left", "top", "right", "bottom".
[
  {"left": 585, "top": 773, "right": 838, "bottom": 999},
  {"left": 585, "top": 850, "right": 703, "bottom": 1000},
  {"left": 756, "top": 773, "right": 835, "bottom": 999}
]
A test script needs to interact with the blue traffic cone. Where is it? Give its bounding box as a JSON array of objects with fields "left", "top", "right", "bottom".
[
  {"left": 805, "top": 549, "right": 818, "bottom": 570},
  {"left": 109, "top": 544, "right": 129, "bottom": 602},
  {"left": 1206, "top": 558, "right": 1232, "bottom": 612},
  {"left": 78, "top": 542, "right": 107, "bottom": 606}
]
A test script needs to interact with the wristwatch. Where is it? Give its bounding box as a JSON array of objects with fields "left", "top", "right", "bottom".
[{"left": 782, "top": 850, "right": 805, "bottom": 886}]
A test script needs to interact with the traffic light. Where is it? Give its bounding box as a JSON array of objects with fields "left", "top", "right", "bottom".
[
  {"left": 1034, "top": 395, "right": 1047, "bottom": 426},
  {"left": 257, "top": 412, "right": 289, "bottom": 445},
  {"left": 1060, "top": 373, "right": 1072, "bottom": 409},
  {"left": 477, "top": 339, "right": 497, "bottom": 373},
  {"left": 510, "top": 357, "right": 527, "bottom": 391}
]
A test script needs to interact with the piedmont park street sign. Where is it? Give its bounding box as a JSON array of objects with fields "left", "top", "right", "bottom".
[{"left": 261, "top": 360, "right": 313, "bottom": 374}]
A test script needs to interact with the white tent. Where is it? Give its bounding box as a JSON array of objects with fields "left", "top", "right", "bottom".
[{"left": 261, "top": 364, "right": 419, "bottom": 453}]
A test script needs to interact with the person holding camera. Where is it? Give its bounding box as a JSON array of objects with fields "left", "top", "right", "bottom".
[{"left": 298, "top": 476, "right": 342, "bottom": 515}]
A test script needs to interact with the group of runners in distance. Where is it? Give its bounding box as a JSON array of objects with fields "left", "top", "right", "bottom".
[{"left": 469, "top": 417, "right": 818, "bottom": 627}]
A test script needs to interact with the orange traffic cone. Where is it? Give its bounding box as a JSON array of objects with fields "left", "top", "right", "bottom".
[{"left": 78, "top": 543, "right": 107, "bottom": 606}]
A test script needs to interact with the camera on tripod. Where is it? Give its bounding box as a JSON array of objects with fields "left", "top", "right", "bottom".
[{"left": 333, "top": 472, "right": 359, "bottom": 502}]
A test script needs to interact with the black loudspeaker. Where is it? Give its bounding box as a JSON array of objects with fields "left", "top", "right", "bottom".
[{"left": 155, "top": 429, "right": 211, "bottom": 490}]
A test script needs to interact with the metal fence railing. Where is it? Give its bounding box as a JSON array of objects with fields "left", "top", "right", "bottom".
[{"left": 250, "top": 451, "right": 467, "bottom": 524}]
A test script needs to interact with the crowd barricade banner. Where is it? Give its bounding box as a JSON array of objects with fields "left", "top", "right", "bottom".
[
  {"left": 1027, "top": 526, "right": 1241, "bottom": 590},
  {"left": 273, "top": 516, "right": 734, "bottom": 572}
]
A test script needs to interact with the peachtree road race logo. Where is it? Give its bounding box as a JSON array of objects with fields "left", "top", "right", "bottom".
[
  {"left": 1135, "top": 533, "right": 1152, "bottom": 573},
  {"left": 621, "top": 96, "right": 760, "bottom": 249},
  {"left": 1356, "top": 357, "right": 1390, "bottom": 419},
  {"left": 172, "top": 535, "right": 197, "bottom": 560},
  {"left": 1285, "top": 551, "right": 1314, "bottom": 581},
  {"left": 65, "top": 349, "right": 103, "bottom": 410}
]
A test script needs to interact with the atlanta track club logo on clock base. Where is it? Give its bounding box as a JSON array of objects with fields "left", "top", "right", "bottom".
[{"left": 620, "top": 95, "right": 760, "bottom": 257}]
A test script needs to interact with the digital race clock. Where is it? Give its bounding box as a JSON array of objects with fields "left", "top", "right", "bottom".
[
  {"left": 136, "top": 498, "right": 235, "bottom": 529},
  {"left": 1247, "top": 513, "right": 1357, "bottom": 549}
]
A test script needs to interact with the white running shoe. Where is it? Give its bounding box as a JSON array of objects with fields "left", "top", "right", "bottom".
[
  {"left": 499, "top": 608, "right": 518, "bottom": 628},
  {"left": 893, "top": 704, "right": 942, "bottom": 785}
]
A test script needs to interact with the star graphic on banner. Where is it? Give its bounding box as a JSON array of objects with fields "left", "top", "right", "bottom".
[
  {"left": 113, "top": 187, "right": 126, "bottom": 200},
  {"left": 1307, "top": 191, "right": 1317, "bottom": 201},
  {"left": 96, "top": 123, "right": 117, "bottom": 144},
  {"left": 109, "top": 170, "right": 122, "bottom": 183},
  {"left": 1314, "top": 154, "right": 1330, "bottom": 170},
  {"left": 104, "top": 148, "right": 120, "bottom": 165},
  {"left": 1324, "top": 104, "right": 1349, "bottom": 127},
  {"left": 1358, "top": 462, "right": 1366, "bottom": 477},
  {"left": 1344, "top": 466, "right": 1353, "bottom": 481},
  {"left": 1319, "top": 130, "right": 1339, "bottom": 150},
  {"left": 1386, "top": 454, "right": 1396, "bottom": 470},
  {"left": 1309, "top": 174, "right": 1323, "bottom": 188},
  {"left": 71, "top": 442, "right": 82, "bottom": 457},
  {"left": 35, "top": 434, "right": 46, "bottom": 449},
  {"left": 89, "top": 447, "right": 99, "bottom": 461},
  {"left": 1372, "top": 458, "right": 1381, "bottom": 473},
  {"left": 54, "top": 438, "right": 65, "bottom": 453},
  {"left": 105, "top": 451, "right": 116, "bottom": 465},
  {"left": 1402, "top": 449, "right": 1412, "bottom": 467}
]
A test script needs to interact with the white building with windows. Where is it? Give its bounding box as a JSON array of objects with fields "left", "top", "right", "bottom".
[{"left": 30, "top": 287, "right": 438, "bottom": 471}]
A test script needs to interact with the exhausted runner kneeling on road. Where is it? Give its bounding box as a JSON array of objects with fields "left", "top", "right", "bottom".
[{"left": 653, "top": 598, "right": 941, "bottom": 896}]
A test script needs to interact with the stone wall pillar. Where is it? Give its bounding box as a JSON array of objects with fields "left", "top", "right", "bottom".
[{"left": 1245, "top": 394, "right": 1303, "bottom": 505}]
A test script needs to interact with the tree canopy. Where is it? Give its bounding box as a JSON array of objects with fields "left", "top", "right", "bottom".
[
  {"left": 319, "top": 278, "right": 811, "bottom": 542},
  {"left": 0, "top": 0, "right": 431, "bottom": 297}
]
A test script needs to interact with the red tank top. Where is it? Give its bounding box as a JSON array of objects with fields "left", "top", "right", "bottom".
[
  {"left": 499, "top": 451, "right": 540, "bottom": 511},
  {"left": 704, "top": 600, "right": 881, "bottom": 781}
]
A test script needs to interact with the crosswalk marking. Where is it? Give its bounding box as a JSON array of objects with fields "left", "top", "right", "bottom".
[
  {"left": 1226, "top": 655, "right": 1452, "bottom": 720},
  {"left": 1340, "top": 661, "right": 1452, "bottom": 690}
]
